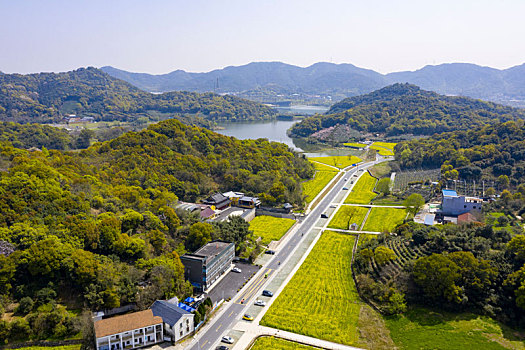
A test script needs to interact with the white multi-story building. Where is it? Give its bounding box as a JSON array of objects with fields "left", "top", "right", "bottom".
[
  {"left": 94, "top": 310, "right": 163, "bottom": 350},
  {"left": 151, "top": 300, "right": 195, "bottom": 343}
]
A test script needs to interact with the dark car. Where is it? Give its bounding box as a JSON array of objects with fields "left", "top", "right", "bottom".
[
  {"left": 320, "top": 213, "right": 328, "bottom": 219},
  {"left": 265, "top": 250, "right": 276, "bottom": 255},
  {"left": 216, "top": 346, "right": 229, "bottom": 350},
  {"left": 262, "top": 290, "right": 273, "bottom": 297}
]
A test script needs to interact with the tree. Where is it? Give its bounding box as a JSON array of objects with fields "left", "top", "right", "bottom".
[
  {"left": 376, "top": 178, "right": 391, "bottom": 196},
  {"left": 507, "top": 235, "right": 525, "bottom": 264},
  {"left": 75, "top": 129, "right": 95, "bottom": 149},
  {"left": 404, "top": 193, "right": 425, "bottom": 216},
  {"left": 374, "top": 246, "right": 396, "bottom": 266},
  {"left": 413, "top": 254, "right": 462, "bottom": 304},
  {"left": 504, "top": 263, "right": 525, "bottom": 310},
  {"left": 186, "top": 222, "right": 213, "bottom": 252},
  {"left": 497, "top": 175, "right": 510, "bottom": 189}
]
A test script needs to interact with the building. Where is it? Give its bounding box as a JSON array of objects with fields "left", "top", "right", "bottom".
[
  {"left": 202, "top": 193, "right": 231, "bottom": 210},
  {"left": 94, "top": 310, "right": 163, "bottom": 350},
  {"left": 199, "top": 206, "right": 216, "bottom": 220},
  {"left": 441, "top": 190, "right": 482, "bottom": 216},
  {"left": 150, "top": 300, "right": 194, "bottom": 343},
  {"left": 238, "top": 196, "right": 261, "bottom": 209},
  {"left": 180, "top": 240, "right": 235, "bottom": 292},
  {"left": 223, "top": 191, "right": 244, "bottom": 206}
]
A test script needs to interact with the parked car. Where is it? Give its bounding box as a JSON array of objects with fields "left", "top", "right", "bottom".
[
  {"left": 221, "top": 336, "right": 234, "bottom": 344},
  {"left": 321, "top": 213, "right": 328, "bottom": 218},
  {"left": 265, "top": 250, "right": 276, "bottom": 255},
  {"left": 216, "top": 346, "right": 229, "bottom": 350},
  {"left": 342, "top": 187, "right": 349, "bottom": 190},
  {"left": 243, "top": 314, "right": 254, "bottom": 321},
  {"left": 330, "top": 205, "right": 336, "bottom": 208},
  {"left": 262, "top": 290, "right": 273, "bottom": 297},
  {"left": 344, "top": 178, "right": 348, "bottom": 181},
  {"left": 254, "top": 299, "right": 266, "bottom": 306},
  {"left": 232, "top": 267, "right": 241, "bottom": 273}
]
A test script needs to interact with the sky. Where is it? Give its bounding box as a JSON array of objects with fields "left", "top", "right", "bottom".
[{"left": 0, "top": 0, "right": 524, "bottom": 75}]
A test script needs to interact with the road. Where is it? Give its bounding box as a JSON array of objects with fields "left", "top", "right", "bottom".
[{"left": 186, "top": 156, "right": 387, "bottom": 350}]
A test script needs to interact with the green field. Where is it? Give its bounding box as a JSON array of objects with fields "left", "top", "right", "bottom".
[
  {"left": 250, "top": 215, "right": 295, "bottom": 245},
  {"left": 328, "top": 206, "right": 369, "bottom": 230},
  {"left": 386, "top": 307, "right": 525, "bottom": 350},
  {"left": 345, "top": 172, "right": 378, "bottom": 204},
  {"left": 362, "top": 207, "right": 407, "bottom": 232},
  {"left": 373, "top": 141, "right": 397, "bottom": 150},
  {"left": 17, "top": 346, "right": 81, "bottom": 350},
  {"left": 312, "top": 161, "right": 339, "bottom": 172},
  {"left": 309, "top": 155, "right": 361, "bottom": 169},
  {"left": 303, "top": 170, "right": 338, "bottom": 203},
  {"left": 344, "top": 142, "right": 367, "bottom": 149},
  {"left": 261, "top": 231, "right": 361, "bottom": 346},
  {"left": 250, "top": 337, "right": 318, "bottom": 350}
]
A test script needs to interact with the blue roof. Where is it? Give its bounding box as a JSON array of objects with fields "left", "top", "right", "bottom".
[
  {"left": 184, "top": 297, "right": 195, "bottom": 303},
  {"left": 151, "top": 300, "right": 192, "bottom": 326},
  {"left": 442, "top": 190, "right": 458, "bottom": 197}
]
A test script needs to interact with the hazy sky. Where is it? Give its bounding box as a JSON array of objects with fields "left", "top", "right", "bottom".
[{"left": 1, "top": 0, "right": 524, "bottom": 74}]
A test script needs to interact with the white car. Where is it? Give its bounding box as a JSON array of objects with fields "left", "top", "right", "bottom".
[
  {"left": 221, "top": 336, "right": 234, "bottom": 344},
  {"left": 254, "top": 300, "right": 266, "bottom": 307},
  {"left": 232, "top": 267, "right": 241, "bottom": 273}
]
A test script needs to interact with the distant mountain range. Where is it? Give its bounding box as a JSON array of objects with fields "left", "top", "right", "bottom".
[
  {"left": 101, "top": 62, "right": 525, "bottom": 107},
  {"left": 0, "top": 67, "right": 275, "bottom": 124}
]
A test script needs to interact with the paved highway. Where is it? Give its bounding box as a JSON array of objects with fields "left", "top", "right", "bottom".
[{"left": 186, "top": 156, "right": 386, "bottom": 350}]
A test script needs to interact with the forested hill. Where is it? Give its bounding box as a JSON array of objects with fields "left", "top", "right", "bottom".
[
  {"left": 395, "top": 120, "right": 525, "bottom": 186},
  {"left": 0, "top": 67, "right": 276, "bottom": 124},
  {"left": 0, "top": 119, "right": 312, "bottom": 334},
  {"left": 289, "top": 84, "right": 525, "bottom": 138}
]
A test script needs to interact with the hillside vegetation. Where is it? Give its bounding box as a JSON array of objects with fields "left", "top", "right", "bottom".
[
  {"left": 0, "top": 119, "right": 312, "bottom": 343},
  {"left": 290, "top": 84, "right": 525, "bottom": 138},
  {"left": 0, "top": 67, "right": 276, "bottom": 124},
  {"left": 395, "top": 120, "right": 525, "bottom": 186}
]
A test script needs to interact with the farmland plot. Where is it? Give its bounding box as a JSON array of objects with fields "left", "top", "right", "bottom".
[
  {"left": 309, "top": 155, "right": 361, "bottom": 169},
  {"left": 328, "top": 206, "right": 369, "bottom": 230},
  {"left": 261, "top": 231, "right": 361, "bottom": 346},
  {"left": 345, "top": 172, "right": 378, "bottom": 204},
  {"left": 250, "top": 216, "right": 295, "bottom": 245},
  {"left": 362, "top": 207, "right": 407, "bottom": 232}
]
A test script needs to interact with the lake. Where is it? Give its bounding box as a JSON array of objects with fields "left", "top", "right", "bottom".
[
  {"left": 274, "top": 105, "right": 329, "bottom": 115},
  {"left": 215, "top": 120, "right": 302, "bottom": 150}
]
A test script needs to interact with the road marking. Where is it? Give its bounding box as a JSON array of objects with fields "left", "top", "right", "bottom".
[
  {"left": 228, "top": 311, "right": 234, "bottom": 317},
  {"left": 234, "top": 268, "right": 273, "bottom": 304},
  {"left": 216, "top": 324, "right": 222, "bottom": 331}
]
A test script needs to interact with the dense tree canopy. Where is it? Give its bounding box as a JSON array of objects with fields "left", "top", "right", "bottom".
[
  {"left": 289, "top": 84, "right": 525, "bottom": 138},
  {"left": 0, "top": 67, "right": 277, "bottom": 123}
]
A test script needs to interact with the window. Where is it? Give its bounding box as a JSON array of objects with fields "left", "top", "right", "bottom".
[
  {"left": 186, "top": 319, "right": 189, "bottom": 325},
  {"left": 464, "top": 205, "right": 467, "bottom": 208},
  {"left": 180, "top": 322, "right": 183, "bottom": 328},
  {"left": 180, "top": 331, "right": 183, "bottom": 337}
]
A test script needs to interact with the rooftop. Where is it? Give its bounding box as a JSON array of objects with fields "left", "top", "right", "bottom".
[
  {"left": 442, "top": 189, "right": 458, "bottom": 197},
  {"left": 151, "top": 300, "right": 191, "bottom": 327},
  {"left": 94, "top": 309, "right": 162, "bottom": 338},
  {"left": 194, "top": 240, "right": 232, "bottom": 259}
]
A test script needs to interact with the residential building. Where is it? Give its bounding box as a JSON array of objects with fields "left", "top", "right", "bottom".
[
  {"left": 238, "top": 196, "right": 261, "bottom": 209},
  {"left": 150, "top": 300, "right": 194, "bottom": 343},
  {"left": 223, "top": 191, "right": 244, "bottom": 205},
  {"left": 202, "top": 193, "right": 231, "bottom": 210},
  {"left": 94, "top": 310, "right": 163, "bottom": 350},
  {"left": 441, "top": 189, "right": 482, "bottom": 216},
  {"left": 180, "top": 240, "right": 235, "bottom": 292},
  {"left": 199, "top": 206, "right": 216, "bottom": 220}
]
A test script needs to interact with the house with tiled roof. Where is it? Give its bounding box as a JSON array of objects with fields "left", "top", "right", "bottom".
[
  {"left": 94, "top": 309, "right": 163, "bottom": 350},
  {"left": 151, "top": 300, "right": 194, "bottom": 343}
]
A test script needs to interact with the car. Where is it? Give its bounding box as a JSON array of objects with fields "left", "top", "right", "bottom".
[
  {"left": 330, "top": 204, "right": 336, "bottom": 208},
  {"left": 359, "top": 169, "right": 364, "bottom": 172},
  {"left": 265, "top": 250, "right": 276, "bottom": 255},
  {"left": 344, "top": 178, "right": 348, "bottom": 181},
  {"left": 351, "top": 181, "right": 354, "bottom": 184},
  {"left": 342, "top": 187, "right": 349, "bottom": 190},
  {"left": 216, "top": 346, "right": 229, "bottom": 350},
  {"left": 232, "top": 267, "right": 241, "bottom": 273},
  {"left": 221, "top": 336, "right": 234, "bottom": 344},
  {"left": 320, "top": 213, "right": 328, "bottom": 218},
  {"left": 262, "top": 290, "right": 273, "bottom": 297},
  {"left": 254, "top": 299, "right": 266, "bottom": 306},
  {"left": 243, "top": 314, "right": 254, "bottom": 321}
]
